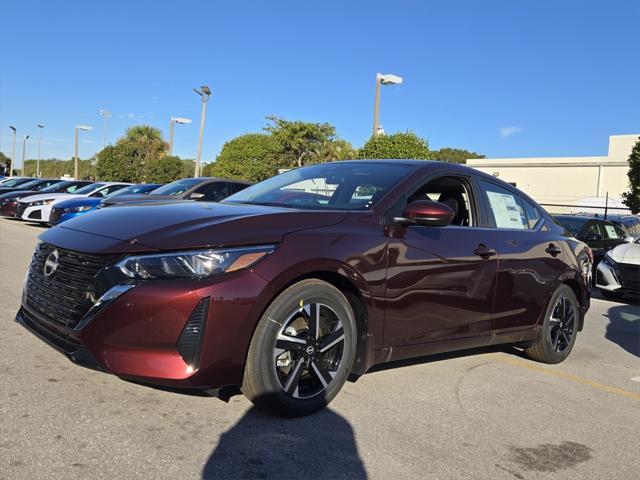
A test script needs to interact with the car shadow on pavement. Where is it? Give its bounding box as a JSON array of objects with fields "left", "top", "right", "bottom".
[
  {"left": 201, "top": 394, "right": 367, "bottom": 480},
  {"left": 603, "top": 298, "right": 640, "bottom": 358}
]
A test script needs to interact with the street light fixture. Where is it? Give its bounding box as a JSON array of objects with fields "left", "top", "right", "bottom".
[
  {"left": 168, "top": 116, "right": 192, "bottom": 155},
  {"left": 99, "top": 109, "right": 111, "bottom": 148},
  {"left": 74, "top": 125, "right": 93, "bottom": 179},
  {"left": 9, "top": 126, "right": 17, "bottom": 177},
  {"left": 36, "top": 124, "right": 44, "bottom": 177},
  {"left": 372, "top": 72, "right": 403, "bottom": 136},
  {"left": 21, "top": 135, "right": 30, "bottom": 176},
  {"left": 193, "top": 85, "right": 211, "bottom": 177}
]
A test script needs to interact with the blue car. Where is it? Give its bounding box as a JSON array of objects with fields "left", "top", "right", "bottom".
[{"left": 48, "top": 183, "right": 161, "bottom": 226}]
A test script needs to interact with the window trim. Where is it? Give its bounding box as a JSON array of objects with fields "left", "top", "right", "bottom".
[{"left": 384, "top": 170, "right": 485, "bottom": 229}]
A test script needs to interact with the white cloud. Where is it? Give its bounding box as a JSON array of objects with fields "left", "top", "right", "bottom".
[
  {"left": 127, "top": 113, "right": 136, "bottom": 119},
  {"left": 498, "top": 126, "right": 523, "bottom": 138}
]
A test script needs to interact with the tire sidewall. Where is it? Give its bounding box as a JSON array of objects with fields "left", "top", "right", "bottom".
[
  {"left": 244, "top": 279, "right": 357, "bottom": 416},
  {"left": 539, "top": 284, "right": 579, "bottom": 363}
]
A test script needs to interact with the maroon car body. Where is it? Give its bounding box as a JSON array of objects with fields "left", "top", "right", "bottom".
[{"left": 17, "top": 160, "right": 591, "bottom": 414}]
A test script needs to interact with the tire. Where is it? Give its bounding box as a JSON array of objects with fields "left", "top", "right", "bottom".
[
  {"left": 525, "top": 284, "right": 579, "bottom": 364},
  {"left": 600, "top": 289, "right": 624, "bottom": 300},
  {"left": 241, "top": 279, "right": 357, "bottom": 417}
]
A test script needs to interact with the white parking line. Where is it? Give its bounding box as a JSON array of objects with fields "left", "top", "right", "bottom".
[{"left": 631, "top": 376, "right": 640, "bottom": 383}]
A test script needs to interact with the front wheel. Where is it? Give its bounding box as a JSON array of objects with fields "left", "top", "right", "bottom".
[
  {"left": 525, "top": 284, "right": 579, "bottom": 364},
  {"left": 242, "top": 279, "right": 357, "bottom": 417}
]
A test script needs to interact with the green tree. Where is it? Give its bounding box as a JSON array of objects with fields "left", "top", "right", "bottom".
[
  {"left": 622, "top": 137, "right": 640, "bottom": 214},
  {"left": 359, "top": 131, "right": 432, "bottom": 159},
  {"left": 0, "top": 151, "right": 10, "bottom": 175},
  {"left": 264, "top": 115, "right": 337, "bottom": 167},
  {"left": 96, "top": 144, "right": 143, "bottom": 182},
  {"left": 96, "top": 125, "right": 169, "bottom": 182},
  {"left": 144, "top": 155, "right": 183, "bottom": 183},
  {"left": 21, "top": 158, "right": 95, "bottom": 179},
  {"left": 433, "top": 147, "right": 484, "bottom": 164},
  {"left": 204, "top": 133, "right": 281, "bottom": 182},
  {"left": 311, "top": 139, "right": 357, "bottom": 164}
]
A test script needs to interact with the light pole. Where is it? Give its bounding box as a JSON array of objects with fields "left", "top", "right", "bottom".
[
  {"left": 193, "top": 85, "right": 211, "bottom": 177},
  {"left": 36, "top": 124, "right": 44, "bottom": 177},
  {"left": 21, "top": 135, "right": 30, "bottom": 176},
  {"left": 168, "top": 116, "right": 192, "bottom": 155},
  {"left": 99, "top": 109, "right": 111, "bottom": 148},
  {"left": 372, "top": 73, "right": 403, "bottom": 137},
  {"left": 74, "top": 125, "right": 93, "bottom": 179},
  {"left": 9, "top": 126, "right": 17, "bottom": 177}
]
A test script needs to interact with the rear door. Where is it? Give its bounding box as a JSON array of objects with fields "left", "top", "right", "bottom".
[{"left": 476, "top": 180, "right": 567, "bottom": 331}]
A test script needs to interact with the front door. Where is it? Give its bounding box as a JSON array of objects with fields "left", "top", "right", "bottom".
[{"left": 383, "top": 175, "right": 498, "bottom": 347}]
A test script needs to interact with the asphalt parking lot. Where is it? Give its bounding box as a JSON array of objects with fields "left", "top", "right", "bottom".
[{"left": 1, "top": 218, "right": 638, "bottom": 480}]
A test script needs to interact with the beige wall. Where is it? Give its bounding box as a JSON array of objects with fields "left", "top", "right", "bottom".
[{"left": 467, "top": 134, "right": 637, "bottom": 205}]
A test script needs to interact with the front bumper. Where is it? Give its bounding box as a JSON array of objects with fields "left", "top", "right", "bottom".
[
  {"left": 17, "top": 269, "right": 271, "bottom": 389},
  {"left": 21, "top": 204, "right": 51, "bottom": 222},
  {"left": 596, "top": 259, "right": 640, "bottom": 293}
]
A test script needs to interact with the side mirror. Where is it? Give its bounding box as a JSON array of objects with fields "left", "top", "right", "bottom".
[
  {"left": 396, "top": 200, "right": 455, "bottom": 227},
  {"left": 623, "top": 236, "right": 635, "bottom": 244},
  {"left": 189, "top": 192, "right": 205, "bottom": 200}
]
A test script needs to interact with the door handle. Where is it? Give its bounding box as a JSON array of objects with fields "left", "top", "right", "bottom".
[
  {"left": 545, "top": 244, "right": 562, "bottom": 257},
  {"left": 473, "top": 245, "right": 497, "bottom": 258}
]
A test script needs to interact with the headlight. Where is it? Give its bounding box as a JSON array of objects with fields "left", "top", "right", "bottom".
[
  {"left": 30, "top": 198, "right": 56, "bottom": 206},
  {"left": 602, "top": 253, "right": 617, "bottom": 268},
  {"left": 66, "top": 205, "right": 93, "bottom": 213},
  {"left": 116, "top": 245, "right": 275, "bottom": 279}
]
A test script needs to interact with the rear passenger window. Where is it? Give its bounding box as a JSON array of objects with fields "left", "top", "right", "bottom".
[
  {"left": 230, "top": 182, "right": 249, "bottom": 194},
  {"left": 480, "top": 180, "right": 527, "bottom": 230}
]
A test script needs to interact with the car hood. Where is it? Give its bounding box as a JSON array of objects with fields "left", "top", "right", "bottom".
[
  {"left": 0, "top": 189, "right": 36, "bottom": 200},
  {"left": 48, "top": 201, "right": 349, "bottom": 251},
  {"left": 54, "top": 197, "right": 101, "bottom": 209},
  {"left": 19, "top": 192, "right": 87, "bottom": 204},
  {"left": 609, "top": 243, "right": 640, "bottom": 265}
]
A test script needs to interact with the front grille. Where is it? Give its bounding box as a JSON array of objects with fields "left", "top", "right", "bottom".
[
  {"left": 618, "top": 263, "right": 640, "bottom": 292},
  {"left": 25, "top": 243, "right": 120, "bottom": 329},
  {"left": 49, "top": 207, "right": 63, "bottom": 224},
  {"left": 15, "top": 202, "right": 27, "bottom": 218}
]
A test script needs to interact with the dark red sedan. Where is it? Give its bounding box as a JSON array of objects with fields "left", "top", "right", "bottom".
[{"left": 17, "top": 161, "right": 591, "bottom": 416}]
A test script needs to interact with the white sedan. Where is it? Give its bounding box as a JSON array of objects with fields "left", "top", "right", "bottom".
[
  {"left": 16, "top": 182, "right": 130, "bottom": 223},
  {"left": 595, "top": 238, "right": 640, "bottom": 300}
]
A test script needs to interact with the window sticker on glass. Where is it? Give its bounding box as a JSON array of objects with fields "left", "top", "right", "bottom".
[
  {"left": 486, "top": 191, "right": 526, "bottom": 229},
  {"left": 603, "top": 225, "right": 619, "bottom": 239}
]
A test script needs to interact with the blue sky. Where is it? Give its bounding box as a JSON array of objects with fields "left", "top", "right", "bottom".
[{"left": 1, "top": 0, "right": 638, "bottom": 166}]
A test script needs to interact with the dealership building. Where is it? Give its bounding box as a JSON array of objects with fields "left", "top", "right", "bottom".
[{"left": 466, "top": 134, "right": 637, "bottom": 209}]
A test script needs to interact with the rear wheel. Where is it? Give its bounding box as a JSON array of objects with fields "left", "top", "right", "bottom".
[
  {"left": 525, "top": 284, "right": 579, "bottom": 364},
  {"left": 242, "top": 279, "right": 357, "bottom": 417}
]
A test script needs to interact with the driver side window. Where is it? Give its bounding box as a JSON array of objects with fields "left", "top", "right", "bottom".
[{"left": 407, "top": 176, "right": 474, "bottom": 227}]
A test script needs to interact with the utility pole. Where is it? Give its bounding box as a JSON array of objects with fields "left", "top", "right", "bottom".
[
  {"left": 36, "top": 124, "right": 44, "bottom": 177},
  {"left": 100, "top": 109, "right": 111, "bottom": 148},
  {"left": 21, "top": 135, "right": 29, "bottom": 176},
  {"left": 372, "top": 73, "right": 403, "bottom": 137},
  {"left": 193, "top": 86, "right": 211, "bottom": 177},
  {"left": 74, "top": 125, "right": 93, "bottom": 179},
  {"left": 9, "top": 126, "right": 17, "bottom": 177}
]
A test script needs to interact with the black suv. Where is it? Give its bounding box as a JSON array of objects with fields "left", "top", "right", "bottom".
[{"left": 554, "top": 215, "right": 631, "bottom": 265}]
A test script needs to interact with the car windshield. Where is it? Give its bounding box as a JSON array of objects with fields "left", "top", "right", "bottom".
[
  {"left": 13, "top": 179, "right": 44, "bottom": 190},
  {"left": 223, "top": 162, "right": 412, "bottom": 210},
  {"left": 105, "top": 184, "right": 157, "bottom": 198},
  {"left": 555, "top": 216, "right": 587, "bottom": 236},
  {"left": 74, "top": 183, "right": 104, "bottom": 194},
  {"left": 0, "top": 177, "right": 31, "bottom": 187},
  {"left": 150, "top": 178, "right": 201, "bottom": 196}
]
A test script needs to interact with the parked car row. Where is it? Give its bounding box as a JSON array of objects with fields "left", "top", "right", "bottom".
[
  {"left": 12, "top": 161, "right": 595, "bottom": 417},
  {"left": 0, "top": 176, "right": 252, "bottom": 226},
  {"left": 552, "top": 214, "right": 640, "bottom": 300}
]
